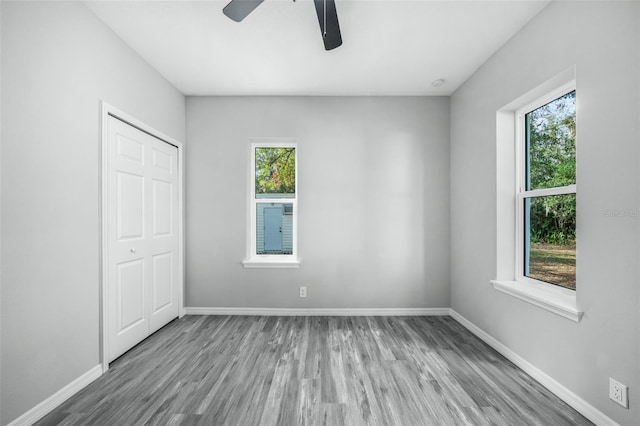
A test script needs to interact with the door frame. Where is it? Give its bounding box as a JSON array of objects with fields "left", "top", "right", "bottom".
[{"left": 99, "top": 101, "right": 185, "bottom": 373}]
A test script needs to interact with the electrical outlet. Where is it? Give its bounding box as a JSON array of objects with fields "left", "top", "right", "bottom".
[
  {"left": 299, "top": 286, "right": 307, "bottom": 298},
  {"left": 609, "top": 378, "right": 629, "bottom": 408}
]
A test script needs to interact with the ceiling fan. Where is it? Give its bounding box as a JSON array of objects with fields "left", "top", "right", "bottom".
[{"left": 222, "top": 0, "right": 342, "bottom": 51}]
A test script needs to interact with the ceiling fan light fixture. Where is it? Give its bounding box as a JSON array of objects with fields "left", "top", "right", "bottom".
[
  {"left": 222, "top": 0, "right": 342, "bottom": 50},
  {"left": 223, "top": 0, "right": 265, "bottom": 22}
]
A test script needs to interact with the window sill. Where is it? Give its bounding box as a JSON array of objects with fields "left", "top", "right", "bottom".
[
  {"left": 491, "top": 280, "right": 583, "bottom": 322},
  {"left": 242, "top": 259, "right": 300, "bottom": 269}
]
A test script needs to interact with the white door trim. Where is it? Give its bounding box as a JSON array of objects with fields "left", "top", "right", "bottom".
[{"left": 99, "top": 101, "right": 185, "bottom": 373}]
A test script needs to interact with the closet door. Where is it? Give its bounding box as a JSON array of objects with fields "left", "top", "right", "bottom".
[
  {"left": 106, "top": 116, "right": 179, "bottom": 362},
  {"left": 147, "top": 135, "right": 179, "bottom": 334}
]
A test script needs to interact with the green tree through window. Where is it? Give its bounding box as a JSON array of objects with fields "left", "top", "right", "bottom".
[
  {"left": 255, "top": 147, "right": 296, "bottom": 197},
  {"left": 522, "top": 90, "right": 576, "bottom": 289},
  {"left": 526, "top": 91, "right": 576, "bottom": 245}
]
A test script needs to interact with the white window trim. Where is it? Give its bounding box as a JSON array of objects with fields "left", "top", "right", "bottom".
[
  {"left": 491, "top": 279, "right": 582, "bottom": 322},
  {"left": 494, "top": 79, "right": 582, "bottom": 322},
  {"left": 242, "top": 139, "right": 299, "bottom": 268}
]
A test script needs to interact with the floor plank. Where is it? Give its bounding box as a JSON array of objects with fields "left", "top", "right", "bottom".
[{"left": 35, "top": 316, "right": 593, "bottom": 426}]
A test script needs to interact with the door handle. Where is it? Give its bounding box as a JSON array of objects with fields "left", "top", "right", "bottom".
[{"left": 130, "top": 248, "right": 136, "bottom": 253}]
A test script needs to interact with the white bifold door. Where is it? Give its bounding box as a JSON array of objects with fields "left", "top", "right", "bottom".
[{"left": 106, "top": 116, "right": 180, "bottom": 363}]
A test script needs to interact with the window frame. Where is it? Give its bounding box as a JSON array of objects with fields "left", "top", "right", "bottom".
[
  {"left": 243, "top": 139, "right": 299, "bottom": 268},
  {"left": 514, "top": 82, "right": 576, "bottom": 295}
]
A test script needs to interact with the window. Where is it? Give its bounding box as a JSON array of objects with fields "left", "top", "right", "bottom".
[
  {"left": 493, "top": 70, "right": 581, "bottom": 321},
  {"left": 243, "top": 141, "right": 298, "bottom": 268},
  {"left": 516, "top": 87, "right": 576, "bottom": 291}
]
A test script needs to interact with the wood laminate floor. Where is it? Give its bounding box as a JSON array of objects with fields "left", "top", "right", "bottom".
[{"left": 36, "top": 315, "right": 592, "bottom": 426}]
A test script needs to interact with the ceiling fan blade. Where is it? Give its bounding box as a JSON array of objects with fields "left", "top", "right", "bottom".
[
  {"left": 313, "top": 0, "right": 342, "bottom": 50},
  {"left": 223, "top": 0, "right": 265, "bottom": 22}
]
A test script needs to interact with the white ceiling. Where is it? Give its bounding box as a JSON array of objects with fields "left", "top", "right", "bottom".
[{"left": 86, "top": 0, "right": 549, "bottom": 96}]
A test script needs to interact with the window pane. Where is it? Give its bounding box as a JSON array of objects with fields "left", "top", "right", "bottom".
[
  {"left": 524, "top": 194, "right": 576, "bottom": 289},
  {"left": 255, "top": 147, "right": 296, "bottom": 199},
  {"left": 525, "top": 91, "right": 576, "bottom": 190},
  {"left": 256, "top": 203, "right": 293, "bottom": 255}
]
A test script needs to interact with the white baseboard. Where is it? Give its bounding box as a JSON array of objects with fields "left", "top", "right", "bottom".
[
  {"left": 449, "top": 309, "right": 617, "bottom": 426},
  {"left": 185, "top": 307, "right": 450, "bottom": 316},
  {"left": 7, "top": 365, "right": 102, "bottom": 426}
]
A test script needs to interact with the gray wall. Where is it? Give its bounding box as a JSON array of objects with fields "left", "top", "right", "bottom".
[
  {"left": 450, "top": 2, "right": 639, "bottom": 424},
  {"left": 186, "top": 97, "right": 450, "bottom": 309},
  {"left": 0, "top": 2, "right": 185, "bottom": 423}
]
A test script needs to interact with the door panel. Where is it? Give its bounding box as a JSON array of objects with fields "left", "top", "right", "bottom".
[
  {"left": 107, "top": 116, "right": 179, "bottom": 362},
  {"left": 152, "top": 147, "right": 172, "bottom": 172},
  {"left": 152, "top": 252, "right": 173, "bottom": 313},
  {"left": 117, "top": 172, "right": 144, "bottom": 240},
  {"left": 117, "top": 259, "right": 145, "bottom": 331},
  {"left": 116, "top": 134, "right": 144, "bottom": 165},
  {"left": 152, "top": 179, "right": 172, "bottom": 237}
]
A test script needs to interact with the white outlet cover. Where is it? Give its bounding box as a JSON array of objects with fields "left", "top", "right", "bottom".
[{"left": 609, "top": 378, "right": 629, "bottom": 408}]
